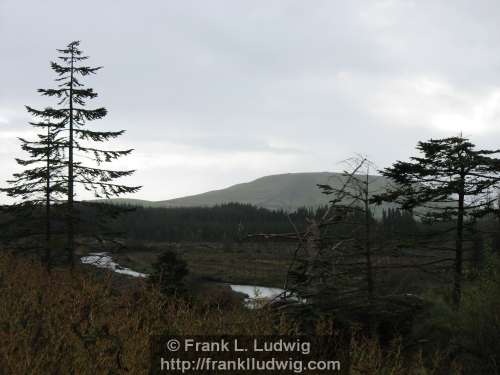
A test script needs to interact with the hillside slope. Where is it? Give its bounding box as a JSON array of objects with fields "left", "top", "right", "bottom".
[{"left": 105, "top": 172, "right": 398, "bottom": 217}]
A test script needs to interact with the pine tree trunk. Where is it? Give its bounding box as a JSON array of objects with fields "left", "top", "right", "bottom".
[
  {"left": 67, "top": 48, "right": 75, "bottom": 269},
  {"left": 45, "top": 125, "right": 51, "bottom": 272},
  {"left": 453, "top": 174, "right": 465, "bottom": 309}
]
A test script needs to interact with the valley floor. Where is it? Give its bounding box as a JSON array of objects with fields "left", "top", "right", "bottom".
[{"left": 110, "top": 240, "right": 295, "bottom": 288}]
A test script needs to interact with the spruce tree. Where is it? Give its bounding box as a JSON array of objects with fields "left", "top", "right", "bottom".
[
  {"left": 373, "top": 135, "right": 500, "bottom": 308},
  {"left": 1, "top": 112, "right": 66, "bottom": 269},
  {"left": 32, "top": 41, "right": 140, "bottom": 267}
]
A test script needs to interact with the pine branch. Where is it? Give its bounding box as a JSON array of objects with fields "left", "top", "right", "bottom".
[{"left": 74, "top": 129, "right": 124, "bottom": 141}]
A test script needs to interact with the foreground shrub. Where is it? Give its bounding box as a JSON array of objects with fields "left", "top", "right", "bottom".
[
  {"left": 454, "top": 254, "right": 500, "bottom": 374},
  {"left": 412, "top": 253, "right": 500, "bottom": 375},
  {"left": 0, "top": 253, "right": 459, "bottom": 374},
  {"left": 148, "top": 249, "right": 189, "bottom": 295}
]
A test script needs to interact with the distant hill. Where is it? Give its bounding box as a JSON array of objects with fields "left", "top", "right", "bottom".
[{"left": 100, "top": 172, "right": 399, "bottom": 218}]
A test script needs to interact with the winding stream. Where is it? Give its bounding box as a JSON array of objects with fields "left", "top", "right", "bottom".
[
  {"left": 80, "top": 252, "right": 294, "bottom": 307},
  {"left": 80, "top": 252, "right": 147, "bottom": 278}
]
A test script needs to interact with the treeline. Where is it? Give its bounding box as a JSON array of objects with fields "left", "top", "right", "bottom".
[
  {"left": 101, "top": 203, "right": 314, "bottom": 242},
  {"left": 81, "top": 202, "right": 421, "bottom": 243}
]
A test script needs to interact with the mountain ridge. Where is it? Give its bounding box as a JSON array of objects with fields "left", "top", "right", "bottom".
[{"left": 100, "top": 172, "right": 398, "bottom": 217}]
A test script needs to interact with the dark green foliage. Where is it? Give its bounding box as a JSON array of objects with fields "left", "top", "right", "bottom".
[
  {"left": 148, "top": 250, "right": 189, "bottom": 295},
  {"left": 455, "top": 253, "right": 500, "bottom": 373},
  {"left": 412, "top": 252, "right": 500, "bottom": 374}
]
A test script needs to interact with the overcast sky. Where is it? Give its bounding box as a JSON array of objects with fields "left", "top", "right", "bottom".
[{"left": 1, "top": 0, "right": 500, "bottom": 201}]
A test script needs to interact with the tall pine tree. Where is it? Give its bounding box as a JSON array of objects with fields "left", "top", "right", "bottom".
[
  {"left": 373, "top": 135, "right": 500, "bottom": 308},
  {"left": 32, "top": 41, "right": 140, "bottom": 267},
  {"left": 2, "top": 112, "right": 66, "bottom": 270}
]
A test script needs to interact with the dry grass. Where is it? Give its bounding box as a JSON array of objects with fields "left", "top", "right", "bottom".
[{"left": 0, "top": 253, "right": 460, "bottom": 374}]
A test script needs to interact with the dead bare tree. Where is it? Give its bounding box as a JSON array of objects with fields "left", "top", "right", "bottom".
[{"left": 249, "top": 156, "right": 425, "bottom": 337}]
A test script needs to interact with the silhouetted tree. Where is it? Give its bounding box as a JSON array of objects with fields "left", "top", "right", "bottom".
[
  {"left": 32, "top": 41, "right": 141, "bottom": 267},
  {"left": 1, "top": 109, "right": 66, "bottom": 269},
  {"left": 373, "top": 135, "right": 500, "bottom": 308}
]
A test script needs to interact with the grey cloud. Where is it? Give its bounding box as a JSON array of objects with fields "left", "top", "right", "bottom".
[{"left": 1, "top": 0, "right": 500, "bottom": 201}]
